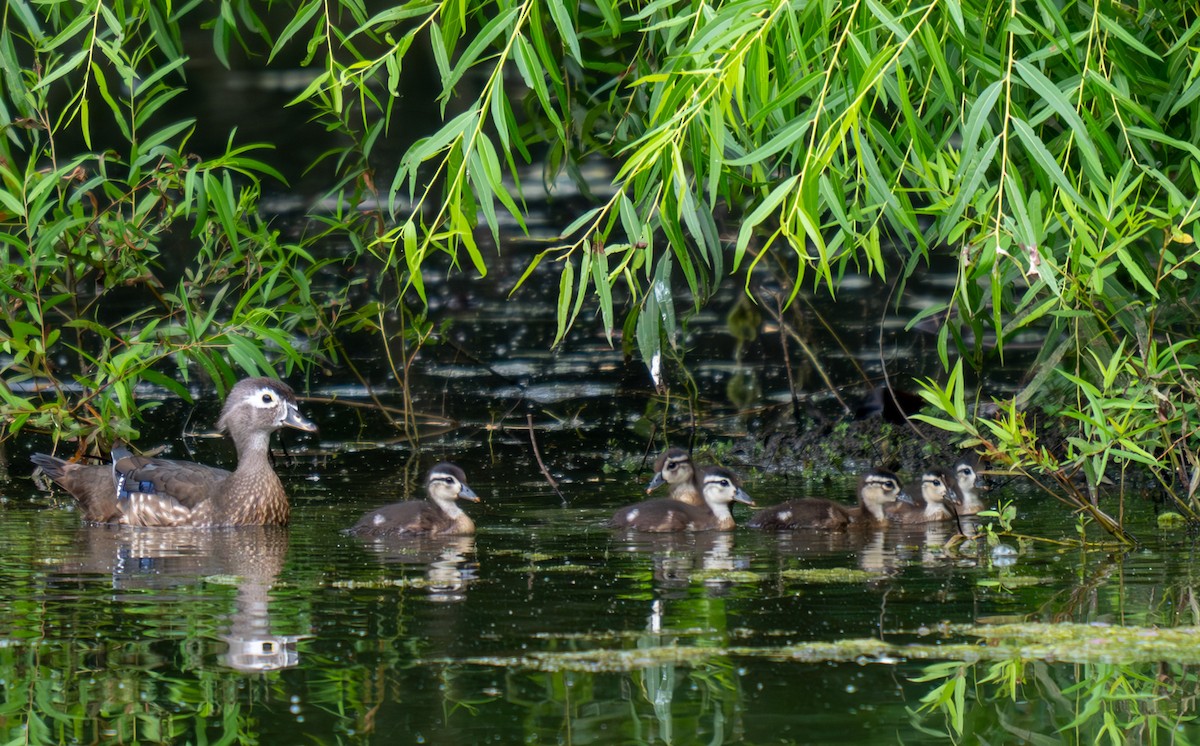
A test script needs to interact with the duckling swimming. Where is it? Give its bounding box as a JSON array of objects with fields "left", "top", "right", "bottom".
[
  {"left": 348, "top": 463, "right": 479, "bottom": 537},
  {"left": 889, "top": 468, "right": 959, "bottom": 524},
  {"left": 951, "top": 458, "right": 988, "bottom": 515},
  {"left": 644, "top": 447, "right": 704, "bottom": 506},
  {"left": 747, "top": 468, "right": 909, "bottom": 531},
  {"left": 611, "top": 466, "right": 754, "bottom": 532}
]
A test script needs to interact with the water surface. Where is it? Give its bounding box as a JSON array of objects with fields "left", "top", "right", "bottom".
[{"left": 4, "top": 432, "right": 1192, "bottom": 745}]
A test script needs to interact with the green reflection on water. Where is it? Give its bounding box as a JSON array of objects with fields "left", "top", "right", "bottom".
[{"left": 4, "top": 469, "right": 1200, "bottom": 744}]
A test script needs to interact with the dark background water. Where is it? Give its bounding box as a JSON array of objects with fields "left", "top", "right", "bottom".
[
  {"left": 3, "top": 276, "right": 1191, "bottom": 744},
  {"left": 4, "top": 23, "right": 1196, "bottom": 746},
  {"left": 2, "top": 436, "right": 1189, "bottom": 745}
]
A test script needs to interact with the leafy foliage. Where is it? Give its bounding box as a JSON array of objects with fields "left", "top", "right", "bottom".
[{"left": 4, "top": 0, "right": 1200, "bottom": 531}]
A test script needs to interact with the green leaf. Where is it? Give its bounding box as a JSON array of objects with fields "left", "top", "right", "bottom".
[
  {"left": 1096, "top": 12, "right": 1162, "bottom": 60},
  {"left": 1013, "top": 60, "right": 1104, "bottom": 182},
  {"left": 445, "top": 8, "right": 519, "bottom": 94},
  {"left": 553, "top": 259, "right": 575, "bottom": 346},
  {"left": 268, "top": 0, "right": 321, "bottom": 64},
  {"left": 1010, "top": 117, "right": 1087, "bottom": 208},
  {"left": 734, "top": 175, "right": 798, "bottom": 272},
  {"left": 546, "top": 0, "right": 581, "bottom": 61}
]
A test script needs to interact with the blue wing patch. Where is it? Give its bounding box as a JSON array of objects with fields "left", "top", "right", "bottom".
[{"left": 116, "top": 472, "right": 157, "bottom": 501}]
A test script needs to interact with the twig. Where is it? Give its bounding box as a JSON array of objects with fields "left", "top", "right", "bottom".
[
  {"left": 762, "top": 294, "right": 852, "bottom": 415},
  {"left": 773, "top": 294, "right": 804, "bottom": 425},
  {"left": 878, "top": 275, "right": 929, "bottom": 444},
  {"left": 527, "top": 414, "right": 564, "bottom": 503},
  {"left": 297, "top": 394, "right": 455, "bottom": 426}
]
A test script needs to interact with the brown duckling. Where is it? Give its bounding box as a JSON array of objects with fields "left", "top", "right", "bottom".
[
  {"left": 611, "top": 466, "right": 754, "bottom": 532},
  {"left": 31, "top": 378, "right": 317, "bottom": 527},
  {"left": 348, "top": 463, "right": 479, "bottom": 537},
  {"left": 644, "top": 447, "right": 704, "bottom": 506},
  {"left": 747, "top": 468, "right": 910, "bottom": 531},
  {"left": 951, "top": 458, "right": 988, "bottom": 515},
  {"left": 889, "top": 469, "right": 959, "bottom": 524}
]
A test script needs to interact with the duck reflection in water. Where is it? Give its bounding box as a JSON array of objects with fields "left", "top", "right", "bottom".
[
  {"left": 59, "top": 525, "right": 305, "bottom": 673},
  {"left": 611, "top": 532, "right": 751, "bottom": 596},
  {"left": 353, "top": 535, "right": 479, "bottom": 602}
]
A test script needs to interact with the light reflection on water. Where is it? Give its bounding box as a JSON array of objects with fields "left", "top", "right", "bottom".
[
  {"left": 4, "top": 252, "right": 1192, "bottom": 742},
  {"left": 5, "top": 453, "right": 1195, "bottom": 744}
]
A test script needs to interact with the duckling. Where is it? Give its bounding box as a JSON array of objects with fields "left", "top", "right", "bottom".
[
  {"left": 644, "top": 447, "right": 704, "bottom": 506},
  {"left": 746, "top": 496, "right": 854, "bottom": 531},
  {"left": 30, "top": 378, "right": 317, "bottom": 527},
  {"left": 348, "top": 463, "right": 479, "bottom": 537},
  {"left": 611, "top": 466, "right": 754, "bottom": 532},
  {"left": 747, "top": 468, "right": 909, "bottom": 530},
  {"left": 889, "top": 469, "right": 959, "bottom": 524},
  {"left": 951, "top": 458, "right": 988, "bottom": 515}
]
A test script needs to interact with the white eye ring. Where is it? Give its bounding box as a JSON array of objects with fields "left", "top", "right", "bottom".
[{"left": 250, "top": 388, "right": 280, "bottom": 408}]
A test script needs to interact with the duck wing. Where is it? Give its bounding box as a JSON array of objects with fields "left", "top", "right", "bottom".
[
  {"left": 748, "top": 499, "right": 853, "bottom": 531},
  {"left": 348, "top": 501, "right": 448, "bottom": 536},
  {"left": 609, "top": 498, "right": 703, "bottom": 532},
  {"left": 112, "top": 447, "right": 231, "bottom": 527}
]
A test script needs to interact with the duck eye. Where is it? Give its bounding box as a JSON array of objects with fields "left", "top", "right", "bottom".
[{"left": 261, "top": 393, "right": 275, "bottom": 404}]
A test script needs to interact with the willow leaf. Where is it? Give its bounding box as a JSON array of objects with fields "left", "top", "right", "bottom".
[
  {"left": 1010, "top": 117, "right": 1086, "bottom": 207},
  {"left": 734, "top": 175, "right": 799, "bottom": 272},
  {"left": 1014, "top": 60, "right": 1104, "bottom": 181}
]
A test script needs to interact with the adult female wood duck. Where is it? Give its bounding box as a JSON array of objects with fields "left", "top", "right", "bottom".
[
  {"left": 348, "top": 463, "right": 479, "bottom": 537},
  {"left": 951, "top": 458, "right": 988, "bottom": 515},
  {"left": 889, "top": 468, "right": 959, "bottom": 524},
  {"left": 644, "top": 447, "right": 704, "bottom": 506},
  {"left": 611, "top": 466, "right": 754, "bottom": 532},
  {"left": 747, "top": 468, "right": 910, "bottom": 531},
  {"left": 30, "top": 377, "right": 317, "bottom": 527}
]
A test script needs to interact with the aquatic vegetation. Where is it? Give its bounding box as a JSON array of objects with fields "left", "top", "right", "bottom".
[
  {"left": 511, "top": 563, "right": 597, "bottom": 574},
  {"left": 779, "top": 567, "right": 879, "bottom": 584},
  {"left": 689, "top": 569, "right": 762, "bottom": 584}
]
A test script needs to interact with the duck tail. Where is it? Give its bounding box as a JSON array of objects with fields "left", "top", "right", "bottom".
[{"left": 30, "top": 453, "right": 69, "bottom": 481}]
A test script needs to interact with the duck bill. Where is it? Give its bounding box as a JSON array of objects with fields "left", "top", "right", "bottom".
[
  {"left": 283, "top": 404, "right": 318, "bottom": 433},
  {"left": 645, "top": 472, "right": 666, "bottom": 493},
  {"left": 458, "top": 485, "right": 480, "bottom": 502},
  {"left": 895, "top": 490, "right": 915, "bottom": 505},
  {"left": 734, "top": 488, "right": 755, "bottom": 506}
]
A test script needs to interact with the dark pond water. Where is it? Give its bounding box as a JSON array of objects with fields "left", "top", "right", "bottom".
[
  {"left": 3, "top": 445, "right": 1196, "bottom": 745},
  {"left": 5, "top": 262, "right": 1199, "bottom": 744},
  {"left": 7, "top": 34, "right": 1199, "bottom": 746}
]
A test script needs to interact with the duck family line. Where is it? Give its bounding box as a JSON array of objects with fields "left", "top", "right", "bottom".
[{"left": 30, "top": 377, "right": 987, "bottom": 535}]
